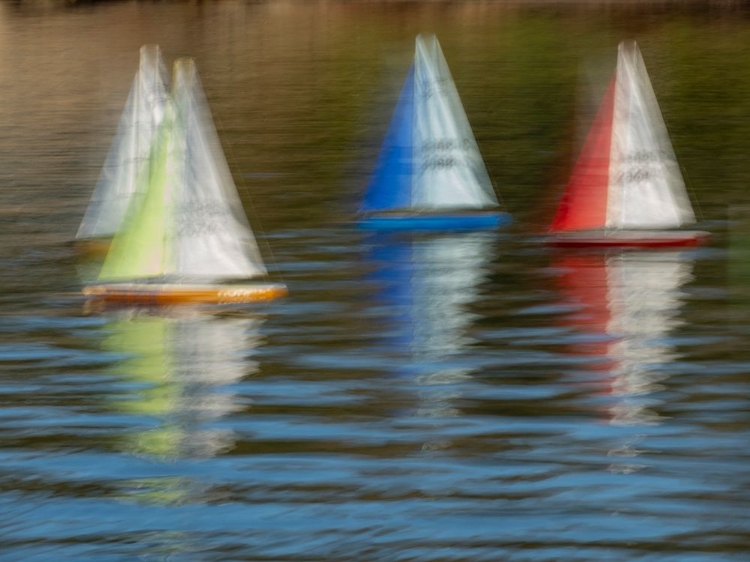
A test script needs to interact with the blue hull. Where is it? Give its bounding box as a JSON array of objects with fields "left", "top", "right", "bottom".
[{"left": 357, "top": 212, "right": 512, "bottom": 232}]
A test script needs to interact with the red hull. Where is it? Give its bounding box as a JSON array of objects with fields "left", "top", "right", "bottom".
[{"left": 546, "top": 230, "right": 711, "bottom": 249}]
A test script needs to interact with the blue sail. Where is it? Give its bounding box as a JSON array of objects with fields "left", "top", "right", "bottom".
[{"left": 360, "top": 64, "right": 415, "bottom": 213}]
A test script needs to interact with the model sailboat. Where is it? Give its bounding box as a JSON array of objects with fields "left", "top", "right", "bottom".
[
  {"left": 359, "top": 35, "right": 510, "bottom": 231},
  {"left": 77, "top": 45, "right": 169, "bottom": 250},
  {"left": 83, "top": 59, "right": 287, "bottom": 304},
  {"left": 547, "top": 41, "right": 709, "bottom": 248}
]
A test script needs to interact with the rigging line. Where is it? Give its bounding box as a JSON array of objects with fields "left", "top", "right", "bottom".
[
  {"left": 491, "top": 178, "right": 507, "bottom": 212},
  {"left": 680, "top": 164, "right": 705, "bottom": 223},
  {"left": 212, "top": 107, "right": 285, "bottom": 284}
]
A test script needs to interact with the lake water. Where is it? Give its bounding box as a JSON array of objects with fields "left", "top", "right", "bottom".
[{"left": 1, "top": 1, "right": 750, "bottom": 560}]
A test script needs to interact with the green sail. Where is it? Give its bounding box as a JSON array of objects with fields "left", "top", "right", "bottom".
[{"left": 98, "top": 105, "right": 179, "bottom": 282}]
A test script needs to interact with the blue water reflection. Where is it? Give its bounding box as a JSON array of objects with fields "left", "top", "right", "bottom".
[{"left": 364, "top": 231, "right": 495, "bottom": 420}]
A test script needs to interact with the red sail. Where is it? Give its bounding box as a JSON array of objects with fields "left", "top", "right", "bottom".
[{"left": 549, "top": 77, "right": 616, "bottom": 233}]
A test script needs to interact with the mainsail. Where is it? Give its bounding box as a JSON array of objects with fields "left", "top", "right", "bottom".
[
  {"left": 608, "top": 41, "right": 695, "bottom": 229},
  {"left": 550, "top": 41, "right": 695, "bottom": 233},
  {"left": 77, "top": 45, "right": 169, "bottom": 240},
  {"left": 98, "top": 58, "right": 267, "bottom": 283},
  {"left": 362, "top": 35, "right": 498, "bottom": 214}
]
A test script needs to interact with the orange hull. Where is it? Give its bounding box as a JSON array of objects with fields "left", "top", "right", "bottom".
[{"left": 83, "top": 283, "right": 288, "bottom": 305}]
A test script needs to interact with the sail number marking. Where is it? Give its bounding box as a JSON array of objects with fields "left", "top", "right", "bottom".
[
  {"left": 616, "top": 150, "right": 674, "bottom": 185},
  {"left": 420, "top": 138, "right": 475, "bottom": 171}
]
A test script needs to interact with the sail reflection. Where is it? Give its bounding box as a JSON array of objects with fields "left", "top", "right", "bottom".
[
  {"left": 556, "top": 250, "right": 694, "bottom": 426},
  {"left": 101, "top": 308, "right": 263, "bottom": 458},
  {"left": 367, "top": 232, "right": 494, "bottom": 418}
]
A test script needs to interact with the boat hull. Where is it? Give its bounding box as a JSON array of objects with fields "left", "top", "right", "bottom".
[
  {"left": 74, "top": 238, "right": 112, "bottom": 258},
  {"left": 546, "top": 230, "right": 711, "bottom": 249},
  {"left": 357, "top": 212, "right": 512, "bottom": 232},
  {"left": 83, "top": 283, "right": 288, "bottom": 305}
]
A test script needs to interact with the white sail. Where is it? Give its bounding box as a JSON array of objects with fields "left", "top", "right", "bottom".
[
  {"left": 168, "top": 59, "right": 267, "bottom": 280},
  {"left": 607, "top": 41, "right": 695, "bottom": 230},
  {"left": 411, "top": 35, "right": 498, "bottom": 210},
  {"left": 77, "top": 45, "right": 168, "bottom": 240}
]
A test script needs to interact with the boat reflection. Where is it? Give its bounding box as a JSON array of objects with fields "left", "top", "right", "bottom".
[
  {"left": 556, "top": 250, "right": 694, "bottom": 428},
  {"left": 100, "top": 307, "right": 263, "bottom": 458},
  {"left": 366, "top": 231, "right": 494, "bottom": 419}
]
